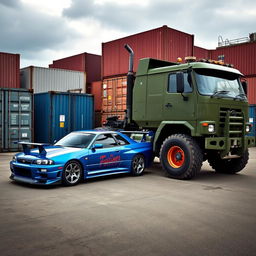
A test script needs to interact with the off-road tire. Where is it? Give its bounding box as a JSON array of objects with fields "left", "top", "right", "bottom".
[
  {"left": 160, "top": 134, "right": 203, "bottom": 179},
  {"left": 208, "top": 149, "right": 249, "bottom": 174}
]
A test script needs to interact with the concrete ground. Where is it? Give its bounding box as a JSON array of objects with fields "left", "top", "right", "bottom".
[{"left": 0, "top": 149, "right": 256, "bottom": 256}]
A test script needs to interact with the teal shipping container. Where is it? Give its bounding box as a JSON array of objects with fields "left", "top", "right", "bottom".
[
  {"left": 0, "top": 88, "right": 33, "bottom": 152},
  {"left": 249, "top": 105, "right": 256, "bottom": 144},
  {"left": 34, "top": 92, "right": 94, "bottom": 143}
]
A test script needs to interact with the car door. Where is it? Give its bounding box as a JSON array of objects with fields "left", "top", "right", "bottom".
[{"left": 86, "top": 133, "right": 122, "bottom": 176}]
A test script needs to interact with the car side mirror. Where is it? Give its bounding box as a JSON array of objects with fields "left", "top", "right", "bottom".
[
  {"left": 177, "top": 72, "right": 184, "bottom": 93},
  {"left": 92, "top": 144, "right": 103, "bottom": 150},
  {"left": 242, "top": 81, "right": 247, "bottom": 95}
]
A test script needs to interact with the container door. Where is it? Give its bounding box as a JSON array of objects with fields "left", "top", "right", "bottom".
[
  {"left": 4, "top": 90, "right": 33, "bottom": 151},
  {"left": 0, "top": 91, "right": 3, "bottom": 150},
  {"left": 51, "top": 93, "right": 71, "bottom": 143}
]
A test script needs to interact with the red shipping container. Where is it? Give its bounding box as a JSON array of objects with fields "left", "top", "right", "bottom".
[
  {"left": 0, "top": 52, "right": 20, "bottom": 88},
  {"left": 211, "top": 42, "right": 256, "bottom": 76},
  {"left": 102, "top": 25, "right": 194, "bottom": 78},
  {"left": 91, "top": 81, "right": 102, "bottom": 111},
  {"left": 49, "top": 52, "right": 101, "bottom": 84},
  {"left": 245, "top": 76, "right": 256, "bottom": 104},
  {"left": 194, "top": 46, "right": 211, "bottom": 59}
]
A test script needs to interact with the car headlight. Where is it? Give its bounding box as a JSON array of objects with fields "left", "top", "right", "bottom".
[
  {"left": 33, "top": 159, "right": 55, "bottom": 165},
  {"left": 12, "top": 155, "right": 17, "bottom": 162}
]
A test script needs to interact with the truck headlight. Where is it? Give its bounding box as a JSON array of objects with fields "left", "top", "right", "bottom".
[
  {"left": 33, "top": 159, "right": 55, "bottom": 165},
  {"left": 208, "top": 124, "right": 215, "bottom": 133},
  {"left": 246, "top": 125, "right": 251, "bottom": 133}
]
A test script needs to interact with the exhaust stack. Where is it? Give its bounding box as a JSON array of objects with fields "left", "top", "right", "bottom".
[{"left": 124, "top": 44, "right": 135, "bottom": 125}]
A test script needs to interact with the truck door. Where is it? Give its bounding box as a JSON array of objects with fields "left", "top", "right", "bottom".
[{"left": 163, "top": 71, "right": 195, "bottom": 121}]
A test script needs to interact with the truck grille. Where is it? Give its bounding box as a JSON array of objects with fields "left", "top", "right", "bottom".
[
  {"left": 14, "top": 167, "right": 32, "bottom": 178},
  {"left": 219, "top": 108, "right": 244, "bottom": 137}
]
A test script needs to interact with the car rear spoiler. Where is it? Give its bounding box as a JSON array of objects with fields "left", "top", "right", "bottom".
[
  {"left": 120, "top": 131, "right": 154, "bottom": 143},
  {"left": 17, "top": 142, "right": 50, "bottom": 157}
]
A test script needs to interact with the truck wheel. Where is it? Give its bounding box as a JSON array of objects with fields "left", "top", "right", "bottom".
[
  {"left": 160, "top": 134, "right": 203, "bottom": 179},
  {"left": 208, "top": 149, "right": 249, "bottom": 174}
]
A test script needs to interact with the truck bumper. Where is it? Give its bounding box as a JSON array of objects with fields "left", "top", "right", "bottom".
[{"left": 205, "top": 136, "right": 255, "bottom": 150}]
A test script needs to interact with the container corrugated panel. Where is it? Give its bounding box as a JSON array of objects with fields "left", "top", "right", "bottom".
[
  {"left": 20, "top": 66, "right": 86, "bottom": 93},
  {"left": 34, "top": 92, "right": 93, "bottom": 143},
  {"left": 102, "top": 25, "right": 194, "bottom": 78},
  {"left": 49, "top": 53, "right": 101, "bottom": 84},
  {"left": 94, "top": 111, "right": 102, "bottom": 128},
  {"left": 91, "top": 81, "right": 102, "bottom": 111},
  {"left": 0, "top": 88, "right": 33, "bottom": 152},
  {"left": 0, "top": 52, "right": 20, "bottom": 88},
  {"left": 245, "top": 76, "right": 256, "bottom": 104},
  {"left": 194, "top": 46, "right": 210, "bottom": 59},
  {"left": 102, "top": 76, "right": 127, "bottom": 113},
  {"left": 211, "top": 42, "right": 256, "bottom": 76},
  {"left": 249, "top": 105, "right": 256, "bottom": 139}
]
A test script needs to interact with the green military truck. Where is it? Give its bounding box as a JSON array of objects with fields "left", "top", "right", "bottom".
[{"left": 107, "top": 45, "right": 255, "bottom": 179}]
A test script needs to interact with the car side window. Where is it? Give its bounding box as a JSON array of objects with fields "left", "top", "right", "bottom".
[
  {"left": 95, "top": 134, "right": 118, "bottom": 148},
  {"left": 113, "top": 134, "right": 130, "bottom": 145},
  {"left": 168, "top": 72, "right": 193, "bottom": 93}
]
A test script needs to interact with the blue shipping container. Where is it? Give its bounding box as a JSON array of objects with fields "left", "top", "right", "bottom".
[
  {"left": 249, "top": 105, "right": 256, "bottom": 140},
  {"left": 34, "top": 92, "right": 94, "bottom": 143}
]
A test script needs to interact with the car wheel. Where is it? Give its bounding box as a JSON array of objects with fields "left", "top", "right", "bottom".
[
  {"left": 62, "top": 161, "right": 82, "bottom": 186},
  {"left": 131, "top": 154, "right": 145, "bottom": 176}
]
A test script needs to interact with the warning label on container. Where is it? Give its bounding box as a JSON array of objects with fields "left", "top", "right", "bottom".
[
  {"left": 22, "top": 133, "right": 28, "bottom": 138},
  {"left": 60, "top": 122, "right": 65, "bottom": 128},
  {"left": 249, "top": 118, "right": 253, "bottom": 123},
  {"left": 60, "top": 115, "right": 65, "bottom": 122}
]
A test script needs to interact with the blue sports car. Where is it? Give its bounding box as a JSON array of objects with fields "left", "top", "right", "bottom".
[{"left": 10, "top": 130, "right": 153, "bottom": 186}]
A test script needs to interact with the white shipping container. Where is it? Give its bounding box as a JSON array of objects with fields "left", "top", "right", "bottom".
[{"left": 20, "top": 66, "right": 86, "bottom": 93}]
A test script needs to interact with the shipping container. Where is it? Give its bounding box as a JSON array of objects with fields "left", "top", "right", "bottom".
[
  {"left": 49, "top": 52, "right": 101, "bottom": 93},
  {"left": 102, "top": 25, "right": 194, "bottom": 78},
  {"left": 0, "top": 88, "right": 33, "bottom": 152},
  {"left": 34, "top": 92, "right": 93, "bottom": 143},
  {"left": 194, "top": 46, "right": 211, "bottom": 59},
  {"left": 20, "top": 66, "right": 86, "bottom": 94},
  {"left": 245, "top": 76, "right": 256, "bottom": 104},
  {"left": 94, "top": 110, "right": 102, "bottom": 128},
  {"left": 91, "top": 81, "right": 102, "bottom": 111},
  {"left": 102, "top": 76, "right": 127, "bottom": 113},
  {"left": 211, "top": 42, "right": 256, "bottom": 76},
  {"left": 249, "top": 105, "right": 256, "bottom": 141},
  {"left": 0, "top": 52, "right": 20, "bottom": 88}
]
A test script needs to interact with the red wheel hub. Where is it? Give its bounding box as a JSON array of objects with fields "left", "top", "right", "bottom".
[{"left": 167, "top": 146, "right": 185, "bottom": 168}]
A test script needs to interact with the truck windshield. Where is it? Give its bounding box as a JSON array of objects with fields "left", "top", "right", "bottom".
[{"left": 194, "top": 68, "right": 246, "bottom": 100}]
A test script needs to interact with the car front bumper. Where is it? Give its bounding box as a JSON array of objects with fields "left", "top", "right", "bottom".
[{"left": 10, "top": 161, "right": 64, "bottom": 185}]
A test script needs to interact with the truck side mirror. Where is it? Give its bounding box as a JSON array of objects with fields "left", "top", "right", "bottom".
[
  {"left": 177, "top": 72, "right": 184, "bottom": 93},
  {"left": 242, "top": 81, "right": 247, "bottom": 95}
]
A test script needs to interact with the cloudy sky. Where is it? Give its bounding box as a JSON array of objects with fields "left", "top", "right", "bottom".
[{"left": 1, "top": 0, "right": 256, "bottom": 68}]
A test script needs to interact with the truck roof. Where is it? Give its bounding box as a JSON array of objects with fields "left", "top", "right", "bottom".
[{"left": 136, "top": 58, "right": 243, "bottom": 77}]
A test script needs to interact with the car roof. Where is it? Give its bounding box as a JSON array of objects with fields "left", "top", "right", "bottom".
[{"left": 72, "top": 130, "right": 120, "bottom": 135}]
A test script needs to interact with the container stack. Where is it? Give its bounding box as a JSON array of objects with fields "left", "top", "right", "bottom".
[{"left": 101, "top": 25, "right": 194, "bottom": 124}]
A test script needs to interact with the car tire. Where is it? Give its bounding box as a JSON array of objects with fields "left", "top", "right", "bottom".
[
  {"left": 160, "top": 134, "right": 203, "bottom": 179},
  {"left": 131, "top": 154, "right": 145, "bottom": 176},
  {"left": 62, "top": 160, "right": 83, "bottom": 186},
  {"left": 208, "top": 149, "right": 249, "bottom": 174}
]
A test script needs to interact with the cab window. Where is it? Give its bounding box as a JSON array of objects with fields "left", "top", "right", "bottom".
[{"left": 168, "top": 72, "right": 193, "bottom": 93}]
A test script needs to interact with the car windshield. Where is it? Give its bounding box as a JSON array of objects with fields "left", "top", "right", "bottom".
[
  {"left": 55, "top": 133, "right": 95, "bottom": 148},
  {"left": 194, "top": 68, "right": 246, "bottom": 100}
]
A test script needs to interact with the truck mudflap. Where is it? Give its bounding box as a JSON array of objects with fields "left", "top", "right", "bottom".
[{"left": 205, "top": 136, "right": 255, "bottom": 151}]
